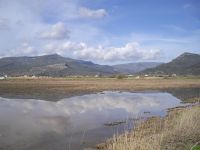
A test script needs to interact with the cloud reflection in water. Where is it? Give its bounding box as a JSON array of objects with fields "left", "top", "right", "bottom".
[{"left": 0, "top": 91, "right": 181, "bottom": 150}]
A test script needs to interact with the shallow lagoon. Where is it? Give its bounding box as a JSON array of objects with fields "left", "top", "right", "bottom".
[{"left": 0, "top": 91, "right": 187, "bottom": 150}]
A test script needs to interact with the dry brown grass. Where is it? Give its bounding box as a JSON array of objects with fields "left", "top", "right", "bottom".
[
  {"left": 1, "top": 78, "right": 200, "bottom": 90},
  {"left": 89, "top": 105, "right": 200, "bottom": 150},
  {"left": 0, "top": 78, "right": 200, "bottom": 99}
]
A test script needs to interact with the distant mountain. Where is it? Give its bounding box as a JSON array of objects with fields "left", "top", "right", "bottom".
[
  {"left": 113, "top": 62, "right": 162, "bottom": 74},
  {"left": 0, "top": 54, "right": 117, "bottom": 76},
  {"left": 1, "top": 52, "right": 199, "bottom": 77},
  {"left": 140, "top": 52, "right": 200, "bottom": 75}
]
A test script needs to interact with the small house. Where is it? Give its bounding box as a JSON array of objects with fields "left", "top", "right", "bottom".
[
  {"left": 0, "top": 77, "right": 5, "bottom": 80},
  {"left": 0, "top": 75, "right": 7, "bottom": 80},
  {"left": 172, "top": 74, "right": 177, "bottom": 77},
  {"left": 127, "top": 75, "right": 134, "bottom": 77},
  {"left": 95, "top": 75, "right": 99, "bottom": 78},
  {"left": 135, "top": 76, "right": 140, "bottom": 79}
]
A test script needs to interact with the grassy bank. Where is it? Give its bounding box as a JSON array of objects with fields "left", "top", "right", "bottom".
[{"left": 88, "top": 105, "right": 200, "bottom": 150}]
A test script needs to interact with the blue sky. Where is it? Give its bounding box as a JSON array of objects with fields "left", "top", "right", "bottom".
[{"left": 0, "top": 0, "right": 199, "bottom": 64}]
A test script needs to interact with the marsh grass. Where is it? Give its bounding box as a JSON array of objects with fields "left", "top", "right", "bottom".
[
  {"left": 89, "top": 105, "right": 200, "bottom": 150},
  {"left": 1, "top": 78, "right": 200, "bottom": 101}
]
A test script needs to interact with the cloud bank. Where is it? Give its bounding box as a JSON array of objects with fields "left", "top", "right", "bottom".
[{"left": 43, "top": 41, "right": 161, "bottom": 62}]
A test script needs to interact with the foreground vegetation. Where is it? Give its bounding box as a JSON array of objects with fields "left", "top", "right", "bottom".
[{"left": 88, "top": 105, "right": 200, "bottom": 150}]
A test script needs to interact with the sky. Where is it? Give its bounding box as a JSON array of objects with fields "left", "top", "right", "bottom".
[{"left": 0, "top": 0, "right": 199, "bottom": 64}]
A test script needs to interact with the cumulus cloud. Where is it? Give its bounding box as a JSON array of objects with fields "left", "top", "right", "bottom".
[
  {"left": 44, "top": 41, "right": 161, "bottom": 62},
  {"left": 21, "top": 43, "right": 35, "bottom": 53},
  {"left": 79, "top": 7, "right": 107, "bottom": 18},
  {"left": 0, "top": 0, "right": 163, "bottom": 63},
  {"left": 5, "top": 43, "right": 36, "bottom": 57},
  {"left": 2, "top": 40, "right": 161, "bottom": 63},
  {"left": 38, "top": 22, "right": 70, "bottom": 40}
]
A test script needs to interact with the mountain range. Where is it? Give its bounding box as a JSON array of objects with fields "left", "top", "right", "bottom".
[
  {"left": 112, "top": 62, "right": 162, "bottom": 74},
  {"left": 0, "top": 54, "right": 116, "bottom": 76},
  {"left": 0, "top": 52, "right": 199, "bottom": 76},
  {"left": 140, "top": 52, "right": 200, "bottom": 76}
]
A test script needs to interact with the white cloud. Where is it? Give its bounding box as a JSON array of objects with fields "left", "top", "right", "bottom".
[
  {"left": 43, "top": 41, "right": 161, "bottom": 62},
  {"left": 3, "top": 43, "right": 36, "bottom": 57},
  {"left": 21, "top": 43, "right": 35, "bottom": 53},
  {"left": 38, "top": 22, "right": 70, "bottom": 40},
  {"left": 79, "top": 7, "right": 107, "bottom": 19},
  {"left": 0, "top": 0, "right": 162, "bottom": 62}
]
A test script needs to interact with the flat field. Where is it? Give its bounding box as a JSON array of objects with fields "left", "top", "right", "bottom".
[{"left": 0, "top": 77, "right": 200, "bottom": 100}]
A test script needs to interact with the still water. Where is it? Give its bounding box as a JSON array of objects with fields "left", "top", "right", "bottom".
[{"left": 0, "top": 91, "right": 183, "bottom": 150}]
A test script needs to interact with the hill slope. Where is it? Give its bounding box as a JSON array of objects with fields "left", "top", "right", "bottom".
[
  {"left": 0, "top": 54, "right": 117, "bottom": 76},
  {"left": 140, "top": 52, "right": 200, "bottom": 75},
  {"left": 113, "top": 62, "right": 162, "bottom": 74}
]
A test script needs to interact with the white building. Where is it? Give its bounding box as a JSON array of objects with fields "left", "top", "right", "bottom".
[
  {"left": 135, "top": 76, "right": 140, "bottom": 79},
  {"left": 0, "top": 76, "right": 6, "bottom": 80}
]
